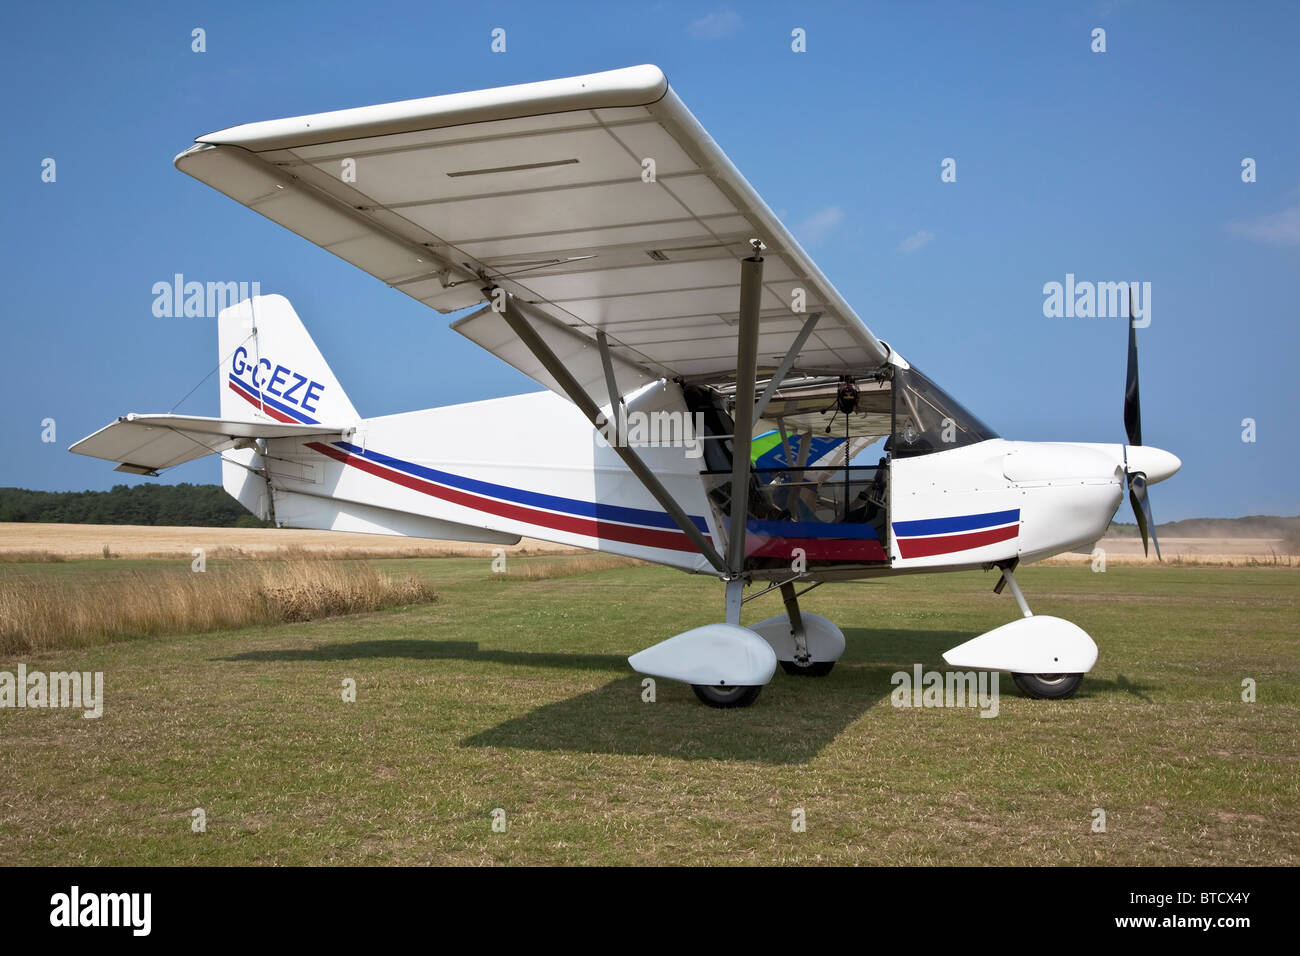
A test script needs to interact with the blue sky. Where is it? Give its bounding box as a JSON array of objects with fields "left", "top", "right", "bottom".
[{"left": 2, "top": 0, "right": 1297, "bottom": 520}]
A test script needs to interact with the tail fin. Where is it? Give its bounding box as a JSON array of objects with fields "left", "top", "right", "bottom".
[
  {"left": 219, "top": 295, "right": 358, "bottom": 425},
  {"left": 219, "top": 294, "right": 357, "bottom": 519}
]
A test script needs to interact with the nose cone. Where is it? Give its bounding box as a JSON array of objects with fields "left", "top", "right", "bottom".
[{"left": 1126, "top": 446, "right": 1181, "bottom": 485}]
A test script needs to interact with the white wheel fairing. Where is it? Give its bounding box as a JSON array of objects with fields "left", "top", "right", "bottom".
[
  {"left": 749, "top": 612, "right": 846, "bottom": 664},
  {"left": 628, "top": 623, "right": 777, "bottom": 687},
  {"left": 941, "top": 615, "right": 1098, "bottom": 674}
]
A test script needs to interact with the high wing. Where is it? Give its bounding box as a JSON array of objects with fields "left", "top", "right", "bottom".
[
  {"left": 174, "top": 65, "right": 887, "bottom": 404},
  {"left": 69, "top": 414, "right": 347, "bottom": 475}
]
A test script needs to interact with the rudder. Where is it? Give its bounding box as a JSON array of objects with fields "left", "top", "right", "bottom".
[{"left": 218, "top": 295, "right": 358, "bottom": 425}]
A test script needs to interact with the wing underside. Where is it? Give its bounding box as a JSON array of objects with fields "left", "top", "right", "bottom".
[{"left": 174, "top": 66, "right": 887, "bottom": 404}]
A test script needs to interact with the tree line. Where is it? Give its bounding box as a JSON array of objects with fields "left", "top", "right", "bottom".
[{"left": 0, "top": 484, "right": 266, "bottom": 527}]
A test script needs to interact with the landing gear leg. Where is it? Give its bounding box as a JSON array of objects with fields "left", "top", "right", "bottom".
[
  {"left": 776, "top": 582, "right": 834, "bottom": 676},
  {"left": 625, "top": 247, "right": 779, "bottom": 709},
  {"left": 996, "top": 563, "right": 1085, "bottom": 700}
]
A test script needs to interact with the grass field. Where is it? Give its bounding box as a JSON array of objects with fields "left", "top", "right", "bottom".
[{"left": 0, "top": 553, "right": 1296, "bottom": 865}]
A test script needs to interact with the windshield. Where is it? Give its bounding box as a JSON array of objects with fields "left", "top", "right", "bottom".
[{"left": 889, "top": 364, "right": 999, "bottom": 458}]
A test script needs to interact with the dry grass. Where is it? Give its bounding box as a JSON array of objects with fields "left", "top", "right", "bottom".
[
  {"left": 5, "top": 524, "right": 1293, "bottom": 567},
  {"left": 0, "top": 558, "right": 436, "bottom": 655},
  {"left": 1163, "top": 551, "right": 1295, "bottom": 567},
  {"left": 0, "top": 522, "right": 580, "bottom": 560},
  {"left": 0, "top": 549, "right": 66, "bottom": 563},
  {"left": 0, "top": 543, "right": 581, "bottom": 563},
  {"left": 1041, "top": 550, "right": 1297, "bottom": 568},
  {"left": 491, "top": 555, "right": 646, "bottom": 580},
  {"left": 1038, "top": 534, "right": 1298, "bottom": 567}
]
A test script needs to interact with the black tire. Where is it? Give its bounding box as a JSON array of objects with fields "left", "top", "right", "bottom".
[
  {"left": 690, "top": 684, "right": 763, "bottom": 708},
  {"left": 780, "top": 660, "right": 836, "bottom": 677},
  {"left": 1011, "top": 672, "right": 1084, "bottom": 700}
]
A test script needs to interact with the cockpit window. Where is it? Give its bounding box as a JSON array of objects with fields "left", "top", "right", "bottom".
[{"left": 889, "top": 364, "right": 998, "bottom": 458}]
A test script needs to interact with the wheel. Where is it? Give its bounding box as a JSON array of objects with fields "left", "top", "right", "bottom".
[
  {"left": 691, "top": 684, "right": 763, "bottom": 708},
  {"left": 780, "top": 660, "right": 835, "bottom": 677},
  {"left": 1011, "top": 672, "right": 1084, "bottom": 700}
]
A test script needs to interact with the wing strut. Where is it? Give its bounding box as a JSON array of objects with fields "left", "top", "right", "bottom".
[
  {"left": 723, "top": 242, "right": 766, "bottom": 623},
  {"left": 492, "top": 288, "right": 728, "bottom": 574},
  {"left": 596, "top": 330, "right": 625, "bottom": 445},
  {"left": 753, "top": 311, "right": 821, "bottom": 421}
]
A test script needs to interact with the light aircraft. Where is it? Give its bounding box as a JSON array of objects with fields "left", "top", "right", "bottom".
[{"left": 72, "top": 66, "right": 1180, "bottom": 707}]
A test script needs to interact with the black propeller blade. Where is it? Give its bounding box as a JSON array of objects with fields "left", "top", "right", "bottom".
[
  {"left": 1124, "top": 293, "right": 1142, "bottom": 447},
  {"left": 1122, "top": 287, "right": 1159, "bottom": 559},
  {"left": 1127, "top": 472, "right": 1161, "bottom": 560}
]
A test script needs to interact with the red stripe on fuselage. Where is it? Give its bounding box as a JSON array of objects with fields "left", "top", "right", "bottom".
[
  {"left": 747, "top": 536, "right": 886, "bottom": 562},
  {"left": 896, "top": 524, "right": 1018, "bottom": 558},
  {"left": 305, "top": 441, "right": 709, "bottom": 554},
  {"left": 227, "top": 380, "right": 297, "bottom": 423}
]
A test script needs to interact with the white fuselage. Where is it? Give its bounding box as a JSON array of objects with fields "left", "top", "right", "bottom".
[
  {"left": 231, "top": 374, "right": 1178, "bottom": 581},
  {"left": 890, "top": 440, "right": 1128, "bottom": 572}
]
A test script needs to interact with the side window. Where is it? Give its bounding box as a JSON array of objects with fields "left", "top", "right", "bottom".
[{"left": 890, "top": 364, "right": 998, "bottom": 458}]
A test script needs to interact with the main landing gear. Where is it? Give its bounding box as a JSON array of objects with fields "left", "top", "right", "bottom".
[
  {"left": 629, "top": 578, "right": 846, "bottom": 709},
  {"left": 942, "top": 562, "right": 1097, "bottom": 700}
]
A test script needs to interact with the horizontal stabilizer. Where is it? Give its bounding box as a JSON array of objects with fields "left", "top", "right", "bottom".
[{"left": 69, "top": 413, "right": 347, "bottom": 475}]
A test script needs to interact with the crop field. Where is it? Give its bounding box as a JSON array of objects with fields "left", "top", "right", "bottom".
[{"left": 0, "top": 546, "right": 1296, "bottom": 866}]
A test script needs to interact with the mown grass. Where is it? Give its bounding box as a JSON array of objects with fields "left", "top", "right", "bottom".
[{"left": 0, "top": 555, "right": 1295, "bottom": 866}]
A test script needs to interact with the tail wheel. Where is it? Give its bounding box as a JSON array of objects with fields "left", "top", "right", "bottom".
[
  {"left": 1012, "top": 673, "right": 1084, "bottom": 700},
  {"left": 691, "top": 684, "right": 762, "bottom": 708},
  {"left": 780, "top": 661, "right": 835, "bottom": 677}
]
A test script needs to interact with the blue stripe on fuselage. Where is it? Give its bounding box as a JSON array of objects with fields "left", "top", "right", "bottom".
[
  {"left": 329, "top": 441, "right": 710, "bottom": 533},
  {"left": 892, "top": 509, "right": 1020, "bottom": 537}
]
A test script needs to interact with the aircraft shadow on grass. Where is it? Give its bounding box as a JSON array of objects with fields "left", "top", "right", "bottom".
[
  {"left": 222, "top": 627, "right": 973, "bottom": 764},
  {"left": 217, "top": 628, "right": 1153, "bottom": 763},
  {"left": 462, "top": 627, "right": 990, "bottom": 764},
  {"left": 219, "top": 640, "right": 627, "bottom": 672}
]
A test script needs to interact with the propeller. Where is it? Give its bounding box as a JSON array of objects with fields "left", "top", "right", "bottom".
[
  {"left": 1122, "top": 289, "right": 1160, "bottom": 559},
  {"left": 1127, "top": 472, "right": 1159, "bottom": 559}
]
